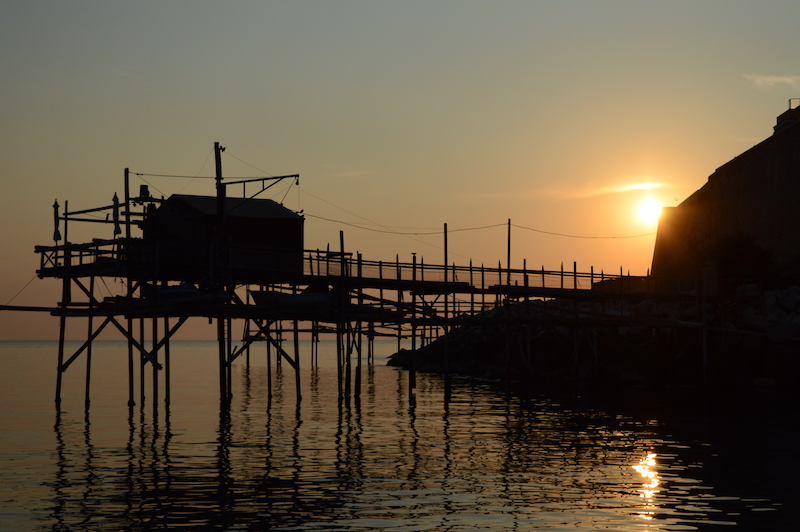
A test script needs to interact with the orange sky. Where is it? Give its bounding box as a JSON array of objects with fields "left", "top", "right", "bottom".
[{"left": 2, "top": 1, "right": 799, "bottom": 339}]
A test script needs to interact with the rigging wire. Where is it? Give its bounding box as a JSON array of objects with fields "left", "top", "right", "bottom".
[
  {"left": 303, "top": 214, "right": 503, "bottom": 235},
  {"left": 303, "top": 211, "right": 655, "bottom": 239},
  {"left": 511, "top": 223, "right": 655, "bottom": 239},
  {"left": 223, "top": 150, "right": 275, "bottom": 176},
  {"left": 297, "top": 186, "right": 654, "bottom": 239},
  {"left": 178, "top": 148, "right": 214, "bottom": 194},
  {"left": 136, "top": 175, "right": 167, "bottom": 198},
  {"left": 279, "top": 181, "right": 294, "bottom": 205},
  {"left": 135, "top": 153, "right": 656, "bottom": 240},
  {"left": 4, "top": 274, "right": 38, "bottom": 306}
]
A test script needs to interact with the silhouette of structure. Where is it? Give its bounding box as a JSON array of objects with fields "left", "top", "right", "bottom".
[
  {"left": 652, "top": 100, "right": 800, "bottom": 287},
  {"left": 34, "top": 142, "right": 643, "bottom": 412}
]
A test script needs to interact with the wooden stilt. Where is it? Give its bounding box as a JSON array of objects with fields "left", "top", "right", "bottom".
[
  {"left": 127, "top": 317, "right": 134, "bottom": 408},
  {"left": 139, "top": 318, "right": 146, "bottom": 407},
  {"left": 293, "top": 318, "right": 301, "bottom": 405},
  {"left": 218, "top": 317, "right": 227, "bottom": 407},
  {"left": 266, "top": 321, "right": 273, "bottom": 408},
  {"left": 55, "top": 312, "right": 66, "bottom": 409},
  {"left": 152, "top": 316, "right": 158, "bottom": 417},
  {"left": 443, "top": 223, "right": 451, "bottom": 403},
  {"left": 84, "top": 276, "right": 94, "bottom": 412},
  {"left": 164, "top": 316, "right": 170, "bottom": 407}
]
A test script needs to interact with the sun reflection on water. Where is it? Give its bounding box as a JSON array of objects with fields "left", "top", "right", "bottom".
[{"left": 632, "top": 452, "right": 660, "bottom": 520}]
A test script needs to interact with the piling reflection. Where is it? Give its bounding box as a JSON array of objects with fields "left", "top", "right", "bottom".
[{"left": 43, "top": 359, "right": 773, "bottom": 531}]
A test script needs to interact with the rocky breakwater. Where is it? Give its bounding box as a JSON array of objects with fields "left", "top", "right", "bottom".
[{"left": 387, "top": 284, "right": 800, "bottom": 388}]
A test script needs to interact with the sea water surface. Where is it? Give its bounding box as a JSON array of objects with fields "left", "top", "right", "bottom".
[{"left": 0, "top": 340, "right": 797, "bottom": 531}]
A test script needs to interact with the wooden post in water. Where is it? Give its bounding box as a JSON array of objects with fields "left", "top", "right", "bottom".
[
  {"left": 217, "top": 316, "right": 227, "bottom": 407},
  {"left": 84, "top": 275, "right": 94, "bottom": 412},
  {"left": 336, "top": 316, "right": 344, "bottom": 401},
  {"left": 355, "top": 253, "right": 363, "bottom": 402},
  {"left": 124, "top": 169, "right": 135, "bottom": 409},
  {"left": 293, "top": 317, "right": 301, "bottom": 405},
  {"left": 409, "top": 253, "right": 417, "bottom": 399},
  {"left": 55, "top": 206, "right": 70, "bottom": 409},
  {"left": 443, "top": 223, "right": 451, "bottom": 403},
  {"left": 152, "top": 316, "right": 158, "bottom": 417},
  {"left": 140, "top": 317, "right": 146, "bottom": 407},
  {"left": 127, "top": 317, "right": 134, "bottom": 408},
  {"left": 164, "top": 316, "right": 171, "bottom": 407},
  {"left": 266, "top": 321, "right": 273, "bottom": 407},
  {"left": 337, "top": 231, "right": 346, "bottom": 401},
  {"left": 226, "top": 317, "right": 233, "bottom": 404}
]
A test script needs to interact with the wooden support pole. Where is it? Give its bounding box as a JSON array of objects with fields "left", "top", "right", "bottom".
[
  {"left": 226, "top": 317, "right": 233, "bottom": 403},
  {"left": 266, "top": 321, "right": 273, "bottom": 408},
  {"left": 84, "top": 276, "right": 94, "bottom": 412},
  {"left": 396, "top": 254, "right": 402, "bottom": 354},
  {"left": 523, "top": 259, "right": 528, "bottom": 302},
  {"left": 139, "top": 318, "right": 146, "bottom": 407},
  {"left": 443, "top": 223, "right": 451, "bottom": 403},
  {"left": 507, "top": 218, "right": 511, "bottom": 286},
  {"left": 573, "top": 261, "right": 577, "bottom": 290},
  {"left": 469, "top": 259, "right": 475, "bottom": 315},
  {"left": 409, "top": 253, "right": 417, "bottom": 396},
  {"left": 336, "top": 317, "right": 344, "bottom": 401},
  {"left": 218, "top": 316, "right": 227, "bottom": 407},
  {"left": 164, "top": 316, "right": 171, "bottom": 407},
  {"left": 55, "top": 244, "right": 71, "bottom": 409},
  {"left": 411, "top": 253, "right": 417, "bottom": 352},
  {"left": 293, "top": 318, "right": 301, "bottom": 405},
  {"left": 127, "top": 317, "right": 134, "bottom": 408},
  {"left": 355, "top": 253, "right": 363, "bottom": 402},
  {"left": 338, "top": 230, "right": 346, "bottom": 401},
  {"left": 55, "top": 296, "right": 68, "bottom": 408},
  {"left": 152, "top": 316, "right": 158, "bottom": 417},
  {"left": 481, "top": 264, "right": 486, "bottom": 312}
]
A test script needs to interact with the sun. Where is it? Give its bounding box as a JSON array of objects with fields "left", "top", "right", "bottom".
[{"left": 637, "top": 198, "right": 662, "bottom": 224}]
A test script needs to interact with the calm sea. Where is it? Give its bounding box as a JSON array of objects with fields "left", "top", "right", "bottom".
[{"left": 0, "top": 340, "right": 797, "bottom": 531}]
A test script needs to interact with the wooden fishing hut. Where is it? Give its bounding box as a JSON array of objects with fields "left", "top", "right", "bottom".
[
  {"left": 138, "top": 192, "right": 304, "bottom": 285},
  {"left": 36, "top": 143, "right": 315, "bottom": 412}
]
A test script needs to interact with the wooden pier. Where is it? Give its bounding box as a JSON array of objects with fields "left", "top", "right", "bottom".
[{"left": 24, "top": 143, "right": 701, "bottom": 412}]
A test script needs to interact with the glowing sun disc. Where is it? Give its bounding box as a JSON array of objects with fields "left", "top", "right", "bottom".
[{"left": 637, "top": 199, "right": 662, "bottom": 224}]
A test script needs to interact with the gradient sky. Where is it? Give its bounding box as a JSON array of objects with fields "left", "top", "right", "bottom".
[{"left": 2, "top": 1, "right": 800, "bottom": 339}]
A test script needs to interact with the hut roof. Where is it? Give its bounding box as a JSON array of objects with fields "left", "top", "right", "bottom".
[{"left": 168, "top": 194, "right": 302, "bottom": 220}]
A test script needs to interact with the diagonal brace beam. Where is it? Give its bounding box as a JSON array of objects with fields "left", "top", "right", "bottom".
[
  {"left": 250, "top": 318, "right": 299, "bottom": 370},
  {"left": 59, "top": 316, "right": 112, "bottom": 372}
]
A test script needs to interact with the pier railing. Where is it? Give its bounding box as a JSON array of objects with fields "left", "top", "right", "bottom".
[{"left": 38, "top": 240, "right": 629, "bottom": 292}]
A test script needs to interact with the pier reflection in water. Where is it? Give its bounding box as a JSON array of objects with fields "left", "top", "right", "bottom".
[{"left": 0, "top": 341, "right": 793, "bottom": 530}]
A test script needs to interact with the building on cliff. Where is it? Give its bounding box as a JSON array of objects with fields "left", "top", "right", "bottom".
[{"left": 651, "top": 101, "right": 800, "bottom": 287}]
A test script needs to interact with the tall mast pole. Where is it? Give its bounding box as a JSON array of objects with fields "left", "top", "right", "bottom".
[
  {"left": 214, "top": 142, "right": 229, "bottom": 406},
  {"left": 214, "top": 142, "right": 225, "bottom": 289}
]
